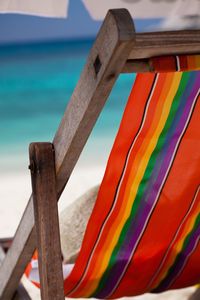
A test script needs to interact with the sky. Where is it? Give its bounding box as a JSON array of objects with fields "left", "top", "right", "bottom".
[{"left": 0, "top": 0, "right": 161, "bottom": 45}]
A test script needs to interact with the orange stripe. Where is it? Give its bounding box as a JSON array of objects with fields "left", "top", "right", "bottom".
[
  {"left": 111, "top": 98, "right": 200, "bottom": 298},
  {"left": 194, "top": 55, "right": 200, "bottom": 70},
  {"left": 65, "top": 76, "right": 166, "bottom": 296},
  {"left": 151, "top": 55, "right": 200, "bottom": 72},
  {"left": 187, "top": 56, "right": 196, "bottom": 71},
  {"left": 69, "top": 73, "right": 178, "bottom": 297},
  {"left": 170, "top": 227, "right": 200, "bottom": 289},
  {"left": 64, "top": 72, "right": 200, "bottom": 298},
  {"left": 118, "top": 74, "right": 175, "bottom": 210},
  {"left": 152, "top": 197, "right": 200, "bottom": 289},
  {"left": 64, "top": 74, "right": 156, "bottom": 294}
]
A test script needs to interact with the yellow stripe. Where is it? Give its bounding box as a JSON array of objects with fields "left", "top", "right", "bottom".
[
  {"left": 187, "top": 56, "right": 196, "bottom": 71},
  {"left": 195, "top": 55, "right": 200, "bottom": 70},
  {"left": 152, "top": 204, "right": 200, "bottom": 289},
  {"left": 75, "top": 73, "right": 182, "bottom": 297}
]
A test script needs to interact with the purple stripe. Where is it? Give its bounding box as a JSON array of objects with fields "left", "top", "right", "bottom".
[
  {"left": 66, "top": 75, "right": 159, "bottom": 298},
  {"left": 143, "top": 77, "right": 200, "bottom": 215},
  {"left": 154, "top": 221, "right": 200, "bottom": 292},
  {"left": 96, "top": 75, "right": 200, "bottom": 298},
  {"left": 147, "top": 186, "right": 200, "bottom": 290}
]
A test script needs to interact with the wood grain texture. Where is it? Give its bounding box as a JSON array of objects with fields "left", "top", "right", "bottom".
[
  {"left": 12, "top": 285, "right": 31, "bottom": 300},
  {"left": 53, "top": 8, "right": 135, "bottom": 194},
  {"left": 129, "top": 30, "right": 200, "bottom": 60},
  {"left": 0, "top": 199, "right": 35, "bottom": 300},
  {"left": 0, "top": 9, "right": 135, "bottom": 300},
  {"left": 122, "top": 30, "right": 200, "bottom": 73},
  {"left": 2, "top": 12, "right": 199, "bottom": 300},
  {"left": 0, "top": 246, "right": 31, "bottom": 300},
  {"left": 122, "top": 58, "right": 152, "bottom": 73},
  {"left": 30, "top": 143, "right": 64, "bottom": 300}
]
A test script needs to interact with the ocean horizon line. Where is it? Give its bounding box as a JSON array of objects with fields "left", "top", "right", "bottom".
[{"left": 0, "top": 36, "right": 95, "bottom": 49}]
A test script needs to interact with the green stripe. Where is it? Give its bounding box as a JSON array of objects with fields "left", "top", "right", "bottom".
[
  {"left": 92, "top": 73, "right": 190, "bottom": 296},
  {"left": 154, "top": 213, "right": 200, "bottom": 290}
]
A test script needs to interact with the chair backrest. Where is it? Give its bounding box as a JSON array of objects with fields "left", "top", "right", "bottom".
[
  {"left": 0, "top": 8, "right": 200, "bottom": 300},
  {"left": 61, "top": 57, "right": 200, "bottom": 298}
]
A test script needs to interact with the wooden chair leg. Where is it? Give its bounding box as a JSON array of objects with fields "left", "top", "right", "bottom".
[
  {"left": 29, "top": 143, "right": 65, "bottom": 300},
  {"left": 0, "top": 10, "right": 135, "bottom": 299},
  {"left": 0, "top": 246, "right": 31, "bottom": 300}
]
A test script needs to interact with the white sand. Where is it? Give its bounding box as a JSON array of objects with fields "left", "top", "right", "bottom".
[
  {"left": 0, "top": 164, "right": 106, "bottom": 237},
  {"left": 21, "top": 273, "right": 196, "bottom": 300},
  {"left": 0, "top": 165, "right": 198, "bottom": 299}
]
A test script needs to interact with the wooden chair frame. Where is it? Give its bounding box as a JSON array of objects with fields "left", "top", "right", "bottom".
[{"left": 0, "top": 8, "right": 200, "bottom": 299}]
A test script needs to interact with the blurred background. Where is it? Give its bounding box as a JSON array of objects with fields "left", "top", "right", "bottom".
[
  {"left": 1, "top": 1, "right": 200, "bottom": 298},
  {"left": 0, "top": 0, "right": 200, "bottom": 237},
  {"left": 0, "top": 0, "right": 163, "bottom": 238}
]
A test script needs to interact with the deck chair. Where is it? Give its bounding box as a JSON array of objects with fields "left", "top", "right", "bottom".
[{"left": 0, "top": 8, "right": 200, "bottom": 300}]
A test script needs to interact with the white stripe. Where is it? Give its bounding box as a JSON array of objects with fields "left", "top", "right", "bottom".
[
  {"left": 176, "top": 56, "right": 181, "bottom": 72},
  {"left": 167, "top": 235, "right": 200, "bottom": 289},
  {"left": 147, "top": 185, "right": 200, "bottom": 289},
  {"left": 67, "top": 74, "right": 159, "bottom": 296},
  {"left": 106, "top": 88, "right": 200, "bottom": 298}
]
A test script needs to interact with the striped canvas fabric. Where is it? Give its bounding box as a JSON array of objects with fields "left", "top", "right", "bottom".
[
  {"left": 150, "top": 54, "right": 200, "bottom": 72},
  {"left": 26, "top": 55, "right": 200, "bottom": 298}
]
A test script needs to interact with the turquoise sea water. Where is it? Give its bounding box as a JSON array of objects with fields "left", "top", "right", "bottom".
[{"left": 0, "top": 39, "right": 135, "bottom": 171}]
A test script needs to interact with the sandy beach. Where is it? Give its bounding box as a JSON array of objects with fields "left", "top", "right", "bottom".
[
  {"left": 0, "top": 164, "right": 198, "bottom": 299},
  {"left": 0, "top": 163, "right": 106, "bottom": 237},
  {"left": 21, "top": 272, "right": 197, "bottom": 300},
  {"left": 0, "top": 38, "right": 199, "bottom": 298}
]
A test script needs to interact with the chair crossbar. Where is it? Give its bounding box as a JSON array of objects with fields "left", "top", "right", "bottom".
[{"left": 0, "top": 8, "right": 200, "bottom": 300}]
